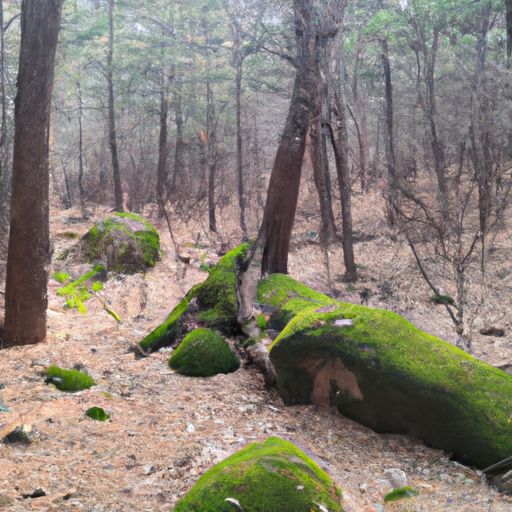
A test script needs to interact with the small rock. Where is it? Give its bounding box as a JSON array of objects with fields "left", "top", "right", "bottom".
[
  {"left": 22, "top": 488, "right": 46, "bottom": 499},
  {"left": 334, "top": 319, "right": 354, "bottom": 328},
  {"left": 186, "top": 423, "right": 196, "bottom": 433},
  {"left": 143, "top": 464, "right": 157, "bottom": 475},
  {"left": 384, "top": 468, "right": 408, "bottom": 489},
  {"left": 358, "top": 483, "right": 368, "bottom": 493},
  {"left": 3, "top": 424, "right": 32, "bottom": 445}
]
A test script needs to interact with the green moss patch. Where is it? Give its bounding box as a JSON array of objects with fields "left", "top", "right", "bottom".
[
  {"left": 45, "top": 365, "right": 95, "bottom": 392},
  {"left": 174, "top": 437, "right": 343, "bottom": 512},
  {"left": 169, "top": 328, "right": 240, "bottom": 377},
  {"left": 139, "top": 244, "right": 248, "bottom": 353},
  {"left": 85, "top": 407, "right": 110, "bottom": 421},
  {"left": 384, "top": 487, "right": 419, "bottom": 502},
  {"left": 268, "top": 276, "right": 512, "bottom": 469},
  {"left": 78, "top": 212, "right": 160, "bottom": 273}
]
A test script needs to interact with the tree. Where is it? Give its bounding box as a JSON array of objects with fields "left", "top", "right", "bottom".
[
  {"left": 238, "top": 0, "right": 345, "bottom": 323},
  {"left": 2, "top": 0, "right": 64, "bottom": 347},
  {"left": 107, "top": 0, "right": 123, "bottom": 212}
]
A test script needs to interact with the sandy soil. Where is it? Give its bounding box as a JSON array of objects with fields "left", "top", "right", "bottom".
[{"left": 0, "top": 198, "right": 511, "bottom": 512}]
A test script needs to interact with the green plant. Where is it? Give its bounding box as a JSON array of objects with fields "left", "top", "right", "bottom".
[
  {"left": 256, "top": 313, "right": 268, "bottom": 331},
  {"left": 55, "top": 265, "right": 121, "bottom": 321}
]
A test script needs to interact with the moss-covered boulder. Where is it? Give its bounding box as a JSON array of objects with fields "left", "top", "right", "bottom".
[
  {"left": 77, "top": 212, "right": 160, "bottom": 273},
  {"left": 174, "top": 437, "right": 343, "bottom": 512},
  {"left": 139, "top": 244, "right": 248, "bottom": 353},
  {"left": 265, "top": 275, "right": 512, "bottom": 469},
  {"left": 45, "top": 365, "right": 95, "bottom": 392},
  {"left": 169, "top": 328, "right": 240, "bottom": 377}
]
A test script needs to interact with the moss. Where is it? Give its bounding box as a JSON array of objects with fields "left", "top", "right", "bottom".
[
  {"left": 169, "top": 328, "right": 240, "bottom": 377},
  {"left": 384, "top": 487, "right": 419, "bottom": 502},
  {"left": 258, "top": 274, "right": 334, "bottom": 328},
  {"left": 80, "top": 212, "right": 160, "bottom": 273},
  {"left": 139, "top": 289, "right": 196, "bottom": 353},
  {"left": 139, "top": 244, "right": 249, "bottom": 354},
  {"left": 45, "top": 365, "right": 95, "bottom": 392},
  {"left": 268, "top": 278, "right": 512, "bottom": 469},
  {"left": 174, "top": 437, "right": 343, "bottom": 512},
  {"left": 195, "top": 244, "right": 249, "bottom": 332},
  {"left": 85, "top": 407, "right": 110, "bottom": 421}
]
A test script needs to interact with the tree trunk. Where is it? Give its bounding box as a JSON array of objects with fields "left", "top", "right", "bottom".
[
  {"left": 311, "top": 43, "right": 337, "bottom": 246},
  {"left": 107, "top": 0, "right": 123, "bottom": 212},
  {"left": 235, "top": 43, "right": 248, "bottom": 239},
  {"left": 3, "top": 0, "right": 64, "bottom": 347},
  {"left": 381, "top": 39, "right": 398, "bottom": 226},
  {"left": 156, "top": 67, "right": 169, "bottom": 216},
  {"left": 206, "top": 77, "right": 217, "bottom": 233},
  {"left": 77, "top": 79, "right": 86, "bottom": 213},
  {"left": 327, "top": 33, "right": 357, "bottom": 282},
  {"left": 470, "top": 2, "right": 492, "bottom": 272},
  {"left": 171, "top": 74, "right": 185, "bottom": 195},
  {"left": 507, "top": 0, "right": 512, "bottom": 68},
  {"left": 0, "top": 0, "right": 6, "bottom": 209}
]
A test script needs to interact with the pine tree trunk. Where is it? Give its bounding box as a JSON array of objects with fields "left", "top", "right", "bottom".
[
  {"left": 156, "top": 70, "right": 169, "bottom": 216},
  {"left": 3, "top": 0, "right": 64, "bottom": 347},
  {"left": 107, "top": 0, "right": 123, "bottom": 212}
]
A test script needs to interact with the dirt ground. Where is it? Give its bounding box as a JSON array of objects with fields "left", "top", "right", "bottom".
[{"left": 0, "top": 195, "right": 511, "bottom": 511}]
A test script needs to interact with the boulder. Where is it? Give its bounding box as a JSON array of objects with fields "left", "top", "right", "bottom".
[
  {"left": 45, "top": 365, "right": 95, "bottom": 392},
  {"left": 77, "top": 212, "right": 160, "bottom": 273},
  {"left": 174, "top": 437, "right": 343, "bottom": 512},
  {"left": 169, "top": 328, "right": 240, "bottom": 377},
  {"left": 264, "top": 274, "right": 512, "bottom": 469},
  {"left": 139, "top": 244, "right": 248, "bottom": 353}
]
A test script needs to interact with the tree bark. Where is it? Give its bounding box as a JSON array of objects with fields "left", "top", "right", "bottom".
[
  {"left": 171, "top": 74, "right": 185, "bottom": 195},
  {"left": 107, "top": 0, "right": 123, "bottom": 212},
  {"left": 235, "top": 41, "right": 248, "bottom": 239},
  {"left": 507, "top": 0, "right": 512, "bottom": 68},
  {"left": 311, "top": 34, "right": 337, "bottom": 246},
  {"left": 156, "top": 64, "right": 169, "bottom": 216},
  {"left": 327, "top": 32, "right": 357, "bottom": 282},
  {"left": 381, "top": 38, "right": 398, "bottom": 226},
  {"left": 77, "top": 79, "right": 86, "bottom": 213},
  {"left": 3, "top": 0, "right": 64, "bottom": 347}
]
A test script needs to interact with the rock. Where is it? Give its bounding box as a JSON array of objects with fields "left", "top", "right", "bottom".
[
  {"left": 45, "top": 365, "right": 95, "bottom": 392},
  {"left": 186, "top": 424, "right": 196, "bottom": 434},
  {"left": 75, "top": 212, "right": 160, "bottom": 273},
  {"left": 3, "top": 424, "right": 32, "bottom": 445},
  {"left": 169, "top": 328, "right": 240, "bottom": 378},
  {"left": 174, "top": 437, "right": 343, "bottom": 512},
  {"left": 384, "top": 468, "right": 408, "bottom": 489},
  {"left": 139, "top": 244, "right": 249, "bottom": 353},
  {"left": 479, "top": 327, "right": 506, "bottom": 337},
  {"left": 264, "top": 274, "right": 512, "bottom": 470},
  {"left": 22, "top": 488, "right": 46, "bottom": 499}
]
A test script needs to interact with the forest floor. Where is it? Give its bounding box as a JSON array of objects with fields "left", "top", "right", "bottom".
[{"left": 0, "top": 191, "right": 511, "bottom": 511}]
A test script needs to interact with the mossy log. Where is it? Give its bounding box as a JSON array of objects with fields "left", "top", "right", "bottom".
[
  {"left": 169, "top": 328, "right": 240, "bottom": 377},
  {"left": 77, "top": 212, "right": 160, "bottom": 273},
  {"left": 139, "top": 244, "right": 248, "bottom": 353},
  {"left": 264, "top": 275, "right": 512, "bottom": 469},
  {"left": 174, "top": 437, "right": 343, "bottom": 512},
  {"left": 138, "top": 245, "right": 512, "bottom": 469}
]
